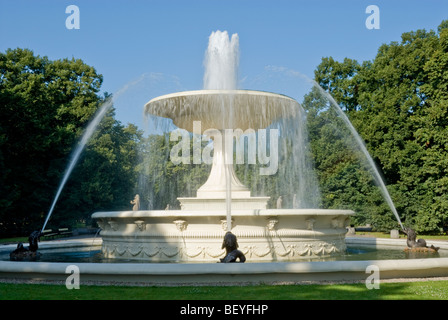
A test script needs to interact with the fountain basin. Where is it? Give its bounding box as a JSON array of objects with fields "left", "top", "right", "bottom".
[
  {"left": 1, "top": 237, "right": 448, "bottom": 285},
  {"left": 91, "top": 209, "right": 354, "bottom": 262}
]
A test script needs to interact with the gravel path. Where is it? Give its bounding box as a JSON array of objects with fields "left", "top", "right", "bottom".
[{"left": 1, "top": 276, "right": 448, "bottom": 287}]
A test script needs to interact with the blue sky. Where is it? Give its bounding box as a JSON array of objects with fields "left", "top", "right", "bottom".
[{"left": 1, "top": 0, "right": 447, "bottom": 127}]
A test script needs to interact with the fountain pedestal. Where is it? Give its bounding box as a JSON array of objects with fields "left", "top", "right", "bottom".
[{"left": 177, "top": 128, "right": 269, "bottom": 210}]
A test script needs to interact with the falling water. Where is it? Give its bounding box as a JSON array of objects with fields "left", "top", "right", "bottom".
[
  {"left": 249, "top": 65, "right": 405, "bottom": 230},
  {"left": 41, "top": 75, "right": 147, "bottom": 233},
  {"left": 311, "top": 81, "right": 405, "bottom": 231},
  {"left": 41, "top": 99, "right": 112, "bottom": 233},
  {"left": 203, "top": 30, "right": 239, "bottom": 231},
  {"left": 277, "top": 105, "right": 321, "bottom": 209}
]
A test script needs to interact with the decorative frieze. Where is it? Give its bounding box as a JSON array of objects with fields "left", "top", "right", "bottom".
[
  {"left": 266, "top": 218, "right": 278, "bottom": 231},
  {"left": 101, "top": 239, "right": 346, "bottom": 262},
  {"left": 108, "top": 220, "right": 119, "bottom": 231},
  {"left": 220, "top": 219, "right": 234, "bottom": 231},
  {"left": 306, "top": 218, "right": 316, "bottom": 230},
  {"left": 173, "top": 219, "right": 188, "bottom": 232},
  {"left": 332, "top": 216, "right": 350, "bottom": 229},
  {"left": 134, "top": 220, "right": 146, "bottom": 231},
  {"left": 93, "top": 209, "right": 354, "bottom": 262}
]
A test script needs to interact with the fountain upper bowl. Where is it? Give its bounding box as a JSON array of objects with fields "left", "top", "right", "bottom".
[{"left": 144, "top": 89, "right": 300, "bottom": 132}]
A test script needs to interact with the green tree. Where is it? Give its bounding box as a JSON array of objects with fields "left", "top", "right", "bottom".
[
  {"left": 52, "top": 107, "right": 143, "bottom": 227},
  {"left": 136, "top": 133, "right": 210, "bottom": 210},
  {"left": 314, "top": 57, "right": 361, "bottom": 112},
  {"left": 412, "top": 23, "right": 448, "bottom": 232},
  {"left": 309, "top": 21, "right": 448, "bottom": 232},
  {"left": 0, "top": 48, "right": 103, "bottom": 235},
  {"left": 302, "top": 85, "right": 390, "bottom": 228}
]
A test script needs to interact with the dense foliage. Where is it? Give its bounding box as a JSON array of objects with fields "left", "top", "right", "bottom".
[
  {"left": 308, "top": 21, "right": 448, "bottom": 233},
  {"left": 1, "top": 21, "right": 447, "bottom": 236},
  {"left": 0, "top": 49, "right": 140, "bottom": 235}
]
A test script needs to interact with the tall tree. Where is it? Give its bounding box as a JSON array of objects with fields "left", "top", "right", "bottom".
[
  {"left": 53, "top": 108, "right": 143, "bottom": 227},
  {"left": 0, "top": 48, "right": 103, "bottom": 235},
  {"left": 309, "top": 21, "right": 448, "bottom": 232},
  {"left": 412, "top": 22, "right": 448, "bottom": 232}
]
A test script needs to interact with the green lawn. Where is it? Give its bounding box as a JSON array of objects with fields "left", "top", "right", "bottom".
[
  {"left": 2, "top": 234, "right": 447, "bottom": 301},
  {"left": 354, "top": 232, "right": 448, "bottom": 241},
  {"left": 0, "top": 237, "right": 28, "bottom": 245},
  {"left": 1, "top": 280, "right": 447, "bottom": 300}
]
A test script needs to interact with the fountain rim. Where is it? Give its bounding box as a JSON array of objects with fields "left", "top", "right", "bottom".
[
  {"left": 144, "top": 89, "right": 299, "bottom": 108},
  {"left": 91, "top": 208, "right": 355, "bottom": 219}
]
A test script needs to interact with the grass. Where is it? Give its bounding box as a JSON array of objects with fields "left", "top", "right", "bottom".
[
  {"left": 2, "top": 233, "right": 447, "bottom": 302},
  {"left": 353, "top": 231, "right": 448, "bottom": 241},
  {"left": 1, "top": 280, "right": 448, "bottom": 300},
  {"left": 0, "top": 237, "right": 28, "bottom": 245}
]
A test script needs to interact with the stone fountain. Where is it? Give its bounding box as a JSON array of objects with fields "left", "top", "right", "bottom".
[
  {"left": 3, "top": 31, "right": 448, "bottom": 285},
  {"left": 91, "top": 31, "right": 353, "bottom": 262}
]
